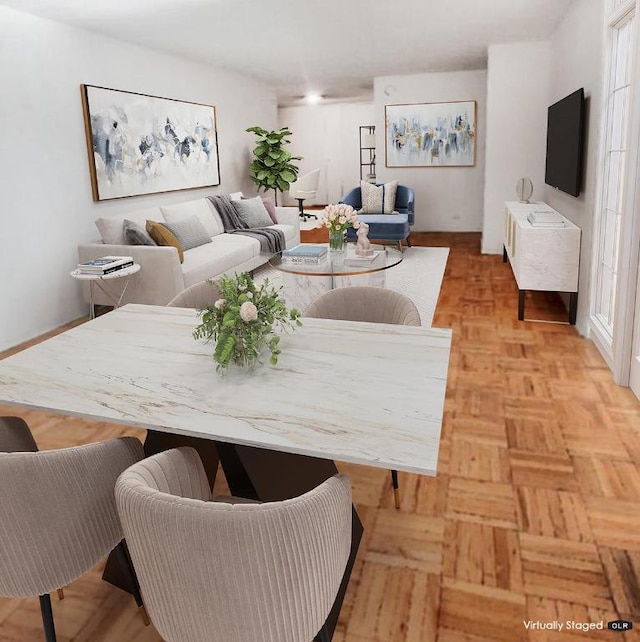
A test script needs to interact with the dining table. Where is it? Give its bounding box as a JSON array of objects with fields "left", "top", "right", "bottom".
[{"left": 0, "top": 303, "right": 452, "bottom": 640}]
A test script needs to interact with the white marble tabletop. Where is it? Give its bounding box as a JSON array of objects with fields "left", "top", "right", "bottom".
[{"left": 0, "top": 304, "right": 452, "bottom": 475}]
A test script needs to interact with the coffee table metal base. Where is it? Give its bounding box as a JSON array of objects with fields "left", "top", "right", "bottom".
[{"left": 282, "top": 270, "right": 386, "bottom": 311}]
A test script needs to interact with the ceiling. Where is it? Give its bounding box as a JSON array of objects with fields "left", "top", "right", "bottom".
[{"left": 3, "top": 0, "right": 574, "bottom": 105}]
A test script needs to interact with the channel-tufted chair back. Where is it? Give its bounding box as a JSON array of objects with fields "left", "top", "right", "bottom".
[{"left": 116, "top": 447, "right": 352, "bottom": 642}]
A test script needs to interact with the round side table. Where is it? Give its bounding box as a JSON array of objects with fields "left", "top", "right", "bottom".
[{"left": 70, "top": 263, "right": 141, "bottom": 319}]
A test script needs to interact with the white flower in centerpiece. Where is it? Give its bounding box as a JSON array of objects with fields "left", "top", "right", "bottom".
[
  {"left": 240, "top": 301, "right": 258, "bottom": 322},
  {"left": 245, "top": 291, "right": 253, "bottom": 299},
  {"left": 214, "top": 298, "right": 226, "bottom": 309}
]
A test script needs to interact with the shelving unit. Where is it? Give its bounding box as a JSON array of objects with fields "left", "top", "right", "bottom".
[{"left": 359, "top": 125, "right": 376, "bottom": 182}]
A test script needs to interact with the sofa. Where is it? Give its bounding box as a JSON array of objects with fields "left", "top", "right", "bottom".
[
  {"left": 340, "top": 184, "right": 414, "bottom": 248},
  {"left": 77, "top": 196, "right": 300, "bottom": 307}
]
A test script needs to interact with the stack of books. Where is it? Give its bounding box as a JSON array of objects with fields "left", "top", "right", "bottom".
[
  {"left": 282, "top": 245, "right": 328, "bottom": 264},
  {"left": 77, "top": 256, "right": 134, "bottom": 275},
  {"left": 344, "top": 250, "right": 384, "bottom": 266},
  {"left": 526, "top": 211, "right": 565, "bottom": 227}
]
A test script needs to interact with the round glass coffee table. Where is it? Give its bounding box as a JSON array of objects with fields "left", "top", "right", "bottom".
[{"left": 269, "top": 245, "right": 403, "bottom": 311}]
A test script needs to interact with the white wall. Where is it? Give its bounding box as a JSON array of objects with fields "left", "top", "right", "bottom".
[
  {"left": 373, "top": 70, "right": 487, "bottom": 232},
  {"left": 278, "top": 102, "right": 375, "bottom": 206},
  {"left": 0, "top": 7, "right": 277, "bottom": 352},
  {"left": 482, "top": 42, "right": 551, "bottom": 254},
  {"left": 544, "top": 0, "right": 605, "bottom": 335}
]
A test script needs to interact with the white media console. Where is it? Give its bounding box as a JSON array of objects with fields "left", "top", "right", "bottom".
[{"left": 503, "top": 201, "right": 581, "bottom": 324}]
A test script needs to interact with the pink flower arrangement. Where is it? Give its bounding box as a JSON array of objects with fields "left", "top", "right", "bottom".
[{"left": 317, "top": 203, "right": 360, "bottom": 234}]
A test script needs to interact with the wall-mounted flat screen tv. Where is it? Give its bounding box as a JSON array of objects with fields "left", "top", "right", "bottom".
[{"left": 544, "top": 88, "right": 585, "bottom": 197}]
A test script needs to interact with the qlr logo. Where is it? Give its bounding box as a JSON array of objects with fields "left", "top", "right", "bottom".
[{"left": 608, "top": 620, "right": 633, "bottom": 632}]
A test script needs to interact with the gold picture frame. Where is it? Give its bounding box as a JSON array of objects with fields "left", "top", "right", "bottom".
[
  {"left": 81, "top": 84, "right": 220, "bottom": 201},
  {"left": 385, "top": 100, "right": 476, "bottom": 167}
]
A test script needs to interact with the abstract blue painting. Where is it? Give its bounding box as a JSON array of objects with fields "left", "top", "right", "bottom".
[
  {"left": 385, "top": 101, "right": 476, "bottom": 167},
  {"left": 82, "top": 85, "right": 220, "bottom": 200}
]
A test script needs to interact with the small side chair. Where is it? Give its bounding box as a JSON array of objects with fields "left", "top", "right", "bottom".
[
  {"left": 116, "top": 447, "right": 352, "bottom": 642},
  {"left": 289, "top": 168, "right": 321, "bottom": 221},
  {"left": 0, "top": 417, "right": 147, "bottom": 642},
  {"left": 303, "top": 286, "right": 421, "bottom": 509}
]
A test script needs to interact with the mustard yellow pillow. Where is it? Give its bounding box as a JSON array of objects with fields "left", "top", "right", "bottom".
[{"left": 146, "top": 220, "right": 184, "bottom": 263}]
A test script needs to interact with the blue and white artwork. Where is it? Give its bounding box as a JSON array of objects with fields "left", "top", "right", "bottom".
[
  {"left": 82, "top": 85, "right": 220, "bottom": 200},
  {"left": 385, "top": 101, "right": 476, "bottom": 167}
]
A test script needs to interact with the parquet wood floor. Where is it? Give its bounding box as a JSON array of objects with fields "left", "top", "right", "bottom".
[{"left": 2, "top": 232, "right": 640, "bottom": 641}]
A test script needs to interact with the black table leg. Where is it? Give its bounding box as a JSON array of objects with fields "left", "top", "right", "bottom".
[
  {"left": 518, "top": 289, "right": 525, "bottom": 321},
  {"left": 568, "top": 292, "right": 578, "bottom": 325},
  {"left": 142, "top": 431, "right": 220, "bottom": 488}
]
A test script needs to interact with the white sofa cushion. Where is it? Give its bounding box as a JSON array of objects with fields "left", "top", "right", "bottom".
[
  {"left": 96, "top": 208, "right": 162, "bottom": 245},
  {"left": 161, "top": 199, "right": 224, "bottom": 237},
  {"left": 181, "top": 234, "right": 259, "bottom": 287}
]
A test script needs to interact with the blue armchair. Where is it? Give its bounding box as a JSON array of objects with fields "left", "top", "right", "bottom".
[{"left": 340, "top": 184, "right": 415, "bottom": 248}]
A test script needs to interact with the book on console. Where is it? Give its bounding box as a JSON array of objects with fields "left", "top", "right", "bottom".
[
  {"left": 526, "top": 211, "right": 565, "bottom": 227},
  {"left": 282, "top": 244, "right": 328, "bottom": 258}
]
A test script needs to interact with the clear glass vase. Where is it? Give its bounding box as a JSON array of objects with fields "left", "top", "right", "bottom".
[
  {"left": 329, "top": 228, "right": 346, "bottom": 251},
  {"left": 215, "top": 332, "right": 266, "bottom": 373}
]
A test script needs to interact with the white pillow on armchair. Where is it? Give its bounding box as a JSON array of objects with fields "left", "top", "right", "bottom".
[{"left": 360, "top": 180, "right": 398, "bottom": 214}]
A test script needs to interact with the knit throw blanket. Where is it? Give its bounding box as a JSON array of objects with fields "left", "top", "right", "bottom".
[{"left": 207, "top": 195, "right": 285, "bottom": 255}]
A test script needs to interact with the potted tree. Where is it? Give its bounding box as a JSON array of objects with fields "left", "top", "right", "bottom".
[{"left": 246, "top": 126, "right": 301, "bottom": 205}]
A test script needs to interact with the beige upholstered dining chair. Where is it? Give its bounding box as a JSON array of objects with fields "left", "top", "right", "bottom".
[
  {"left": 303, "top": 286, "right": 421, "bottom": 509},
  {"left": 166, "top": 279, "right": 222, "bottom": 308},
  {"left": 0, "top": 417, "right": 68, "bottom": 601},
  {"left": 115, "top": 447, "right": 352, "bottom": 642},
  {"left": 303, "top": 285, "right": 421, "bottom": 326},
  {"left": 0, "top": 418, "right": 147, "bottom": 642}
]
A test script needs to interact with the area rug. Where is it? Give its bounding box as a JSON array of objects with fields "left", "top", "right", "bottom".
[{"left": 253, "top": 247, "right": 449, "bottom": 326}]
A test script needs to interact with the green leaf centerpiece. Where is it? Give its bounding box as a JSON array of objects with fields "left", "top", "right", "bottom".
[{"left": 193, "top": 273, "right": 301, "bottom": 373}]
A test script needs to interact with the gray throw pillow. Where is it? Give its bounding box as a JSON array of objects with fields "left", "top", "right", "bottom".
[
  {"left": 233, "top": 196, "right": 274, "bottom": 228},
  {"left": 123, "top": 219, "right": 157, "bottom": 246},
  {"left": 162, "top": 215, "right": 211, "bottom": 250}
]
